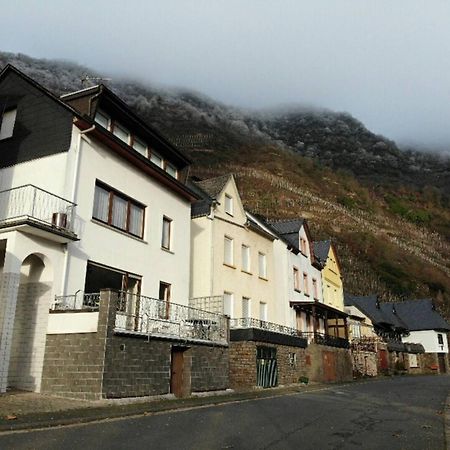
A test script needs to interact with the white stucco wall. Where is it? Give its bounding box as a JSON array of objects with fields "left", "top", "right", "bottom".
[
  {"left": 403, "top": 330, "right": 449, "bottom": 353},
  {"left": 62, "top": 128, "right": 192, "bottom": 304},
  {"left": 47, "top": 312, "right": 99, "bottom": 334},
  {"left": 190, "top": 177, "right": 278, "bottom": 323}
]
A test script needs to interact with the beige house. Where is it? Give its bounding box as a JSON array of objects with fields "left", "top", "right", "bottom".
[{"left": 189, "top": 175, "right": 278, "bottom": 325}]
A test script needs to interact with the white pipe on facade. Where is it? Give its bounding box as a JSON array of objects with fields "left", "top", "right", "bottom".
[{"left": 61, "top": 125, "right": 96, "bottom": 296}]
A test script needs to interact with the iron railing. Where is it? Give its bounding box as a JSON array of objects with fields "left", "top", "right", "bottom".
[
  {"left": 115, "top": 292, "right": 228, "bottom": 344},
  {"left": 303, "top": 332, "right": 350, "bottom": 349},
  {"left": 0, "top": 184, "right": 75, "bottom": 233},
  {"left": 230, "top": 317, "right": 303, "bottom": 337},
  {"left": 52, "top": 293, "right": 100, "bottom": 311}
]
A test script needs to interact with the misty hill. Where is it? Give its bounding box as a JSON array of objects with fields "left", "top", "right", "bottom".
[{"left": 1, "top": 51, "right": 449, "bottom": 314}]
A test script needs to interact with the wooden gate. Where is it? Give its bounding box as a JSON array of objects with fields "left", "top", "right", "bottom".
[
  {"left": 438, "top": 353, "right": 447, "bottom": 373},
  {"left": 323, "top": 351, "right": 336, "bottom": 382},
  {"left": 378, "top": 349, "right": 388, "bottom": 372},
  {"left": 256, "top": 346, "right": 278, "bottom": 388},
  {"left": 170, "top": 348, "right": 185, "bottom": 397}
]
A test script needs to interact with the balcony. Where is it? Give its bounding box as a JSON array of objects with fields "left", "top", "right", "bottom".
[
  {"left": 115, "top": 292, "right": 228, "bottom": 345},
  {"left": 0, "top": 185, "right": 77, "bottom": 242},
  {"left": 303, "top": 332, "right": 350, "bottom": 349},
  {"left": 51, "top": 293, "right": 100, "bottom": 311},
  {"left": 230, "top": 317, "right": 303, "bottom": 337}
]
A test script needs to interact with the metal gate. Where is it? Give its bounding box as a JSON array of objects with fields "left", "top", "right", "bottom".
[{"left": 256, "top": 346, "right": 278, "bottom": 388}]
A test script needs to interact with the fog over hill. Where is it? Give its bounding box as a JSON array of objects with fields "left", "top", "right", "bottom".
[{"left": 1, "top": 51, "right": 449, "bottom": 313}]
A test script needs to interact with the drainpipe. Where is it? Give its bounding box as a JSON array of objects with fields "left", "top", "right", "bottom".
[{"left": 61, "top": 125, "right": 96, "bottom": 296}]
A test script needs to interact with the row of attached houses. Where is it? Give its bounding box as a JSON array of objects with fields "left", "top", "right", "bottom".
[{"left": 0, "top": 65, "right": 448, "bottom": 399}]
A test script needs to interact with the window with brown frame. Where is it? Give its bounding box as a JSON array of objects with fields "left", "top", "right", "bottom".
[
  {"left": 93, "top": 182, "right": 145, "bottom": 238},
  {"left": 293, "top": 267, "right": 300, "bottom": 291},
  {"left": 158, "top": 281, "right": 171, "bottom": 319},
  {"left": 161, "top": 216, "right": 172, "bottom": 250}
]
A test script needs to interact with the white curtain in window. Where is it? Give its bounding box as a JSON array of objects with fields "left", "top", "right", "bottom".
[
  {"left": 242, "top": 297, "right": 250, "bottom": 319},
  {"left": 129, "top": 203, "right": 143, "bottom": 236},
  {"left": 224, "top": 292, "right": 233, "bottom": 317},
  {"left": 112, "top": 195, "right": 128, "bottom": 230},
  {"left": 162, "top": 218, "right": 171, "bottom": 248},
  {"left": 93, "top": 186, "right": 109, "bottom": 222}
]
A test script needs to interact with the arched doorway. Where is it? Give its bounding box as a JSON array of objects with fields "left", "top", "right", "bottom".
[{"left": 7, "top": 253, "right": 52, "bottom": 391}]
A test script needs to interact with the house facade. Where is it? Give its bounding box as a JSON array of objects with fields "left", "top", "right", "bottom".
[{"left": 0, "top": 66, "right": 229, "bottom": 398}]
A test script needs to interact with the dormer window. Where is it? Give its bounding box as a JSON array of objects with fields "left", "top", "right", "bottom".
[
  {"left": 150, "top": 151, "right": 164, "bottom": 168},
  {"left": 112, "top": 123, "right": 130, "bottom": 144},
  {"left": 225, "top": 194, "right": 233, "bottom": 216},
  {"left": 165, "top": 163, "right": 178, "bottom": 179},
  {"left": 94, "top": 110, "right": 110, "bottom": 130},
  {"left": 0, "top": 108, "right": 17, "bottom": 140},
  {"left": 132, "top": 137, "right": 147, "bottom": 157}
]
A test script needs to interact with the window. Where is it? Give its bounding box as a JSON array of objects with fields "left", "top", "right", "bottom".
[
  {"left": 258, "top": 252, "right": 267, "bottom": 279},
  {"left": 224, "top": 236, "right": 234, "bottom": 266},
  {"left": 112, "top": 122, "right": 130, "bottom": 144},
  {"left": 132, "top": 137, "right": 147, "bottom": 157},
  {"left": 242, "top": 297, "right": 250, "bottom": 319},
  {"left": 300, "top": 237, "right": 308, "bottom": 255},
  {"left": 438, "top": 333, "right": 444, "bottom": 345},
  {"left": 241, "top": 245, "right": 250, "bottom": 272},
  {"left": 93, "top": 182, "right": 145, "bottom": 238},
  {"left": 161, "top": 216, "right": 172, "bottom": 250},
  {"left": 94, "top": 110, "right": 110, "bottom": 129},
  {"left": 0, "top": 108, "right": 17, "bottom": 140},
  {"left": 158, "top": 282, "right": 171, "bottom": 319},
  {"left": 312, "top": 279, "right": 318, "bottom": 299},
  {"left": 225, "top": 194, "right": 233, "bottom": 216},
  {"left": 303, "top": 273, "right": 309, "bottom": 295},
  {"left": 165, "top": 163, "right": 178, "bottom": 179},
  {"left": 259, "top": 302, "right": 267, "bottom": 321},
  {"left": 224, "top": 292, "right": 233, "bottom": 317},
  {"left": 293, "top": 267, "right": 300, "bottom": 291},
  {"left": 150, "top": 151, "right": 164, "bottom": 168}
]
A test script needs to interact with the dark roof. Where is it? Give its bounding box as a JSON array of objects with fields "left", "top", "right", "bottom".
[
  {"left": 195, "top": 175, "right": 231, "bottom": 199},
  {"left": 187, "top": 180, "right": 214, "bottom": 218},
  {"left": 392, "top": 299, "right": 450, "bottom": 332},
  {"left": 314, "top": 240, "right": 331, "bottom": 266},
  {"left": 268, "top": 219, "right": 305, "bottom": 252},
  {"left": 344, "top": 294, "right": 393, "bottom": 326},
  {"left": 379, "top": 303, "right": 409, "bottom": 331}
]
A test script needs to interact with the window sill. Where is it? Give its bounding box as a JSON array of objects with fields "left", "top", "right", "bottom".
[
  {"left": 258, "top": 276, "right": 268, "bottom": 281},
  {"left": 241, "top": 270, "right": 253, "bottom": 276},
  {"left": 91, "top": 219, "right": 147, "bottom": 243},
  {"left": 304, "top": 293, "right": 310, "bottom": 297},
  {"left": 294, "top": 288, "right": 301, "bottom": 293},
  {"left": 161, "top": 247, "right": 174, "bottom": 255},
  {"left": 223, "top": 263, "right": 236, "bottom": 269}
]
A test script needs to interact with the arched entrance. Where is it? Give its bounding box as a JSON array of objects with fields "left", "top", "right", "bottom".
[{"left": 7, "top": 253, "right": 53, "bottom": 391}]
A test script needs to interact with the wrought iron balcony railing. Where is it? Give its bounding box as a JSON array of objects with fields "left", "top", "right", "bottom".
[
  {"left": 116, "top": 292, "right": 228, "bottom": 344},
  {"left": 230, "top": 317, "right": 304, "bottom": 338},
  {"left": 51, "top": 293, "right": 100, "bottom": 311},
  {"left": 303, "top": 332, "right": 350, "bottom": 349},
  {"left": 0, "top": 184, "right": 75, "bottom": 233}
]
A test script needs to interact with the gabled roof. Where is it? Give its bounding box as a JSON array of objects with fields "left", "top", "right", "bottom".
[
  {"left": 344, "top": 294, "right": 394, "bottom": 327},
  {"left": 379, "top": 303, "right": 409, "bottom": 331},
  {"left": 195, "top": 174, "right": 231, "bottom": 200},
  {"left": 392, "top": 299, "right": 450, "bottom": 332},
  {"left": 267, "top": 218, "right": 308, "bottom": 254},
  {"left": 314, "top": 240, "right": 331, "bottom": 266}
]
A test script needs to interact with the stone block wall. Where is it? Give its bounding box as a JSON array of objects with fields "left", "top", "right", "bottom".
[
  {"left": 351, "top": 351, "right": 378, "bottom": 377},
  {"left": 306, "top": 344, "right": 353, "bottom": 383},
  {"left": 229, "top": 340, "right": 308, "bottom": 390},
  {"left": 191, "top": 345, "right": 229, "bottom": 392}
]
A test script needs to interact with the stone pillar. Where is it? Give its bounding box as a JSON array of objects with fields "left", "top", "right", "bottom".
[{"left": 0, "top": 235, "right": 23, "bottom": 392}]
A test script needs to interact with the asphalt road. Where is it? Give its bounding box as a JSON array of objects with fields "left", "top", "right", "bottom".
[{"left": 1, "top": 375, "right": 449, "bottom": 450}]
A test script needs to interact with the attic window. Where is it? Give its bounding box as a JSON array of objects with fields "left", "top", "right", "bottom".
[
  {"left": 165, "top": 163, "right": 178, "bottom": 179},
  {"left": 150, "top": 151, "right": 164, "bottom": 168},
  {"left": 225, "top": 194, "right": 233, "bottom": 216},
  {"left": 300, "top": 238, "right": 308, "bottom": 255},
  {"left": 94, "top": 110, "right": 110, "bottom": 129},
  {"left": 0, "top": 108, "right": 17, "bottom": 140},
  {"left": 132, "top": 137, "right": 147, "bottom": 157},
  {"left": 113, "top": 123, "right": 130, "bottom": 144}
]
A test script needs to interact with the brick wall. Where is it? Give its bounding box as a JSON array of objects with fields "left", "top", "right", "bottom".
[{"left": 229, "top": 341, "right": 308, "bottom": 389}]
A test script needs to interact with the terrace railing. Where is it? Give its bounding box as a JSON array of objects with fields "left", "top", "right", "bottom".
[
  {"left": 0, "top": 184, "right": 75, "bottom": 233},
  {"left": 51, "top": 293, "right": 100, "bottom": 311},
  {"left": 230, "top": 317, "right": 304, "bottom": 338},
  {"left": 303, "top": 332, "right": 350, "bottom": 349},
  {"left": 115, "top": 292, "right": 228, "bottom": 344}
]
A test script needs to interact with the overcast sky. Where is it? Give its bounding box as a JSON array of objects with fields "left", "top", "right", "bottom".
[{"left": 2, "top": 1, "right": 450, "bottom": 151}]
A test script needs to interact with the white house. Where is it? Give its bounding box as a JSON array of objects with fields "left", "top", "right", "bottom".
[{"left": 0, "top": 65, "right": 211, "bottom": 396}]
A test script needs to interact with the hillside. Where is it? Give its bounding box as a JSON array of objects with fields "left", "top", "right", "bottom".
[{"left": 1, "top": 51, "right": 449, "bottom": 314}]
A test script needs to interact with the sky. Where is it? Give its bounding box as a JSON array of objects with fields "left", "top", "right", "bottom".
[{"left": 2, "top": 0, "right": 450, "bottom": 152}]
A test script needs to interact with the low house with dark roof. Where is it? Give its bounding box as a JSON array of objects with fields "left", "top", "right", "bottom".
[{"left": 396, "top": 299, "right": 450, "bottom": 373}]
